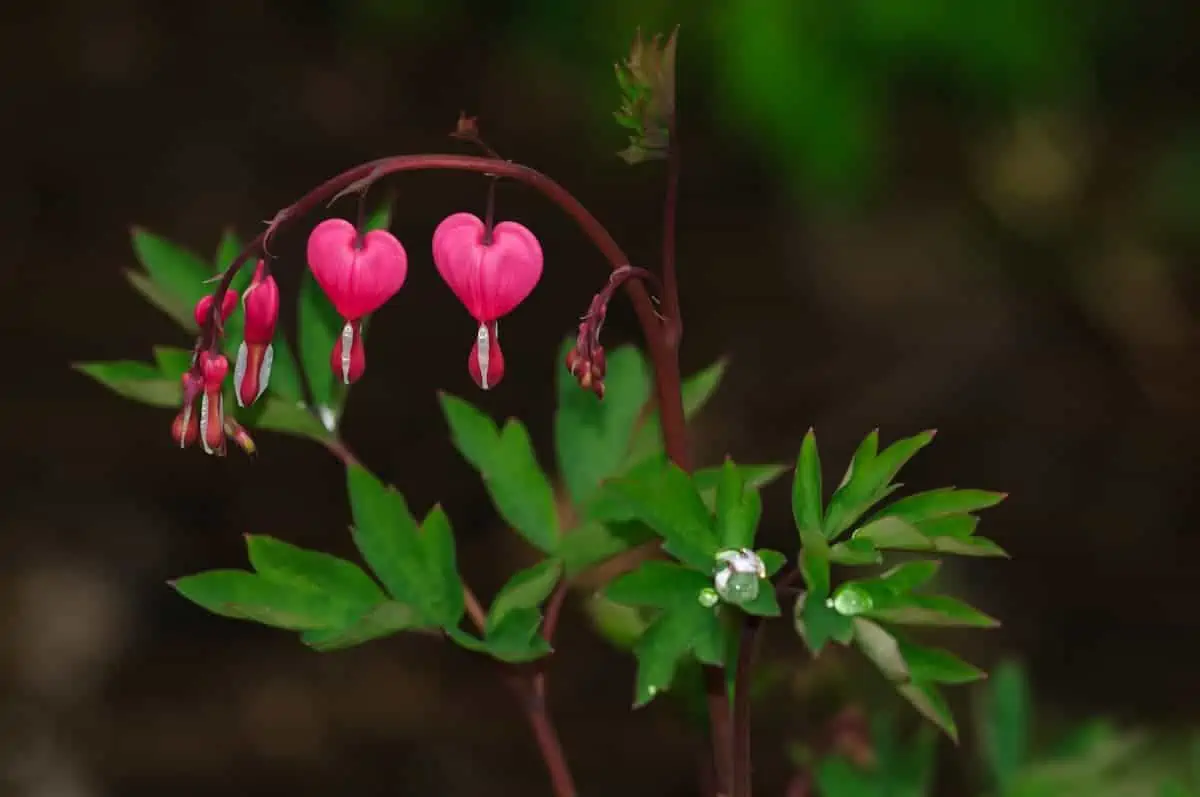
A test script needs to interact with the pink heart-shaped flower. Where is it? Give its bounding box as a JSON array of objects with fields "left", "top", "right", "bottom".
[
  {"left": 432, "top": 212, "right": 543, "bottom": 322},
  {"left": 307, "top": 218, "right": 408, "bottom": 320}
]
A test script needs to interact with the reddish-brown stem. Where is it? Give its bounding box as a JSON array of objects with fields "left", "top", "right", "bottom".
[
  {"left": 216, "top": 148, "right": 702, "bottom": 797},
  {"left": 731, "top": 618, "right": 762, "bottom": 797},
  {"left": 661, "top": 115, "right": 682, "bottom": 344}
]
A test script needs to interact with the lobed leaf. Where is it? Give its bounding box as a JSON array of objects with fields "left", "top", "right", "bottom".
[{"left": 605, "top": 561, "right": 711, "bottom": 610}]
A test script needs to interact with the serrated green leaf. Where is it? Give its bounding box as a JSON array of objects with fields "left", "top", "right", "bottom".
[
  {"left": 927, "top": 535, "right": 1009, "bottom": 558},
  {"left": 830, "top": 538, "right": 883, "bottom": 565},
  {"left": 595, "top": 461, "right": 718, "bottom": 570},
  {"left": 898, "top": 640, "right": 985, "bottom": 684},
  {"left": 344, "top": 465, "right": 432, "bottom": 613},
  {"left": 420, "top": 506, "right": 465, "bottom": 627},
  {"left": 799, "top": 539, "right": 831, "bottom": 601},
  {"left": 558, "top": 521, "right": 656, "bottom": 577},
  {"left": 879, "top": 560, "right": 941, "bottom": 593},
  {"left": 555, "top": 341, "right": 651, "bottom": 504},
  {"left": 439, "top": 395, "right": 560, "bottom": 553},
  {"left": 125, "top": 269, "right": 197, "bottom": 330},
  {"left": 826, "top": 431, "right": 935, "bottom": 540},
  {"left": 301, "top": 601, "right": 424, "bottom": 651},
  {"left": 917, "top": 514, "right": 979, "bottom": 538},
  {"left": 714, "top": 459, "right": 762, "bottom": 550},
  {"left": 794, "top": 591, "right": 855, "bottom": 654},
  {"left": 853, "top": 617, "right": 908, "bottom": 682},
  {"left": 633, "top": 602, "right": 713, "bottom": 707},
  {"left": 980, "top": 660, "right": 1030, "bottom": 794},
  {"left": 241, "top": 396, "right": 331, "bottom": 442},
  {"left": 586, "top": 592, "right": 651, "bottom": 650},
  {"left": 439, "top": 392, "right": 501, "bottom": 471},
  {"left": 298, "top": 273, "right": 346, "bottom": 429},
  {"left": 364, "top": 200, "right": 392, "bottom": 231},
  {"left": 627, "top": 358, "right": 728, "bottom": 464},
  {"left": 172, "top": 570, "right": 359, "bottom": 630},
  {"left": 865, "top": 594, "right": 999, "bottom": 628},
  {"left": 153, "top": 346, "right": 194, "bottom": 378},
  {"left": 245, "top": 535, "right": 385, "bottom": 606},
  {"left": 74, "top": 361, "right": 181, "bottom": 408},
  {"left": 605, "top": 561, "right": 710, "bottom": 610},
  {"left": 739, "top": 584, "right": 781, "bottom": 617},
  {"left": 757, "top": 549, "right": 787, "bottom": 577},
  {"left": 793, "top": 429, "right": 824, "bottom": 538},
  {"left": 897, "top": 680, "right": 958, "bottom": 742},
  {"left": 130, "top": 228, "right": 213, "bottom": 318},
  {"left": 487, "top": 559, "right": 562, "bottom": 632},
  {"left": 485, "top": 607, "right": 553, "bottom": 662},
  {"left": 872, "top": 488, "right": 1007, "bottom": 524}
]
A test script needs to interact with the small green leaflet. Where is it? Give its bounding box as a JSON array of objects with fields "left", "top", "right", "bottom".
[
  {"left": 824, "top": 430, "right": 936, "bottom": 540},
  {"left": 74, "top": 361, "right": 181, "bottom": 408},
  {"left": 129, "top": 227, "right": 214, "bottom": 329},
  {"left": 626, "top": 357, "right": 728, "bottom": 466}
]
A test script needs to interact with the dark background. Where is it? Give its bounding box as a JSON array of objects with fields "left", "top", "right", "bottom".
[{"left": 2, "top": 0, "right": 1199, "bottom": 795}]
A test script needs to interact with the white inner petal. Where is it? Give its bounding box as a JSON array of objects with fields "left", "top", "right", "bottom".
[
  {"left": 233, "top": 342, "right": 249, "bottom": 407},
  {"left": 257, "top": 343, "right": 274, "bottom": 402},
  {"left": 475, "top": 323, "right": 491, "bottom": 390},
  {"left": 340, "top": 322, "right": 354, "bottom": 384}
]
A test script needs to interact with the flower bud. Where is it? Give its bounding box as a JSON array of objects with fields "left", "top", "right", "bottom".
[
  {"left": 193, "top": 290, "right": 238, "bottom": 328},
  {"left": 234, "top": 261, "right": 279, "bottom": 407},
  {"left": 198, "top": 352, "right": 229, "bottom": 456},
  {"left": 713, "top": 548, "right": 766, "bottom": 604}
]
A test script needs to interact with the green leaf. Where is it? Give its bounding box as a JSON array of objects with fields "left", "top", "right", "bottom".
[
  {"left": 917, "top": 514, "right": 979, "bottom": 538},
  {"left": 485, "top": 607, "right": 553, "bottom": 662},
  {"left": 555, "top": 341, "right": 651, "bottom": 504},
  {"left": 298, "top": 272, "right": 346, "bottom": 430},
  {"left": 558, "top": 521, "right": 656, "bottom": 577},
  {"left": 714, "top": 459, "right": 763, "bottom": 550},
  {"left": 420, "top": 506, "right": 465, "bottom": 627},
  {"left": 879, "top": 560, "right": 941, "bottom": 593},
  {"left": 793, "top": 429, "right": 824, "bottom": 539},
  {"left": 153, "top": 346, "right": 194, "bottom": 378},
  {"left": 692, "top": 463, "right": 789, "bottom": 496},
  {"left": 487, "top": 559, "right": 562, "bottom": 632},
  {"left": 364, "top": 200, "right": 393, "bottom": 231},
  {"left": 865, "top": 595, "right": 1000, "bottom": 628},
  {"left": 799, "top": 540, "right": 831, "bottom": 601},
  {"left": 871, "top": 488, "right": 1007, "bottom": 524},
  {"left": 853, "top": 617, "right": 908, "bottom": 682},
  {"left": 125, "top": 269, "right": 197, "bottom": 331},
  {"left": 815, "top": 756, "right": 880, "bottom": 797},
  {"left": 854, "top": 517, "right": 1009, "bottom": 558},
  {"left": 627, "top": 357, "right": 728, "bottom": 464},
  {"left": 897, "top": 680, "right": 958, "bottom": 742},
  {"left": 605, "top": 560, "right": 711, "bottom": 610},
  {"left": 245, "top": 535, "right": 385, "bottom": 606},
  {"left": 979, "top": 660, "right": 1030, "bottom": 794},
  {"left": 345, "top": 465, "right": 433, "bottom": 614},
  {"left": 439, "top": 394, "right": 560, "bottom": 553},
  {"left": 241, "top": 396, "right": 330, "bottom": 442},
  {"left": 633, "top": 602, "right": 713, "bottom": 707},
  {"left": 757, "top": 549, "right": 787, "bottom": 577},
  {"left": 830, "top": 538, "right": 883, "bottom": 565},
  {"left": 130, "top": 228, "right": 213, "bottom": 320},
  {"left": 172, "top": 570, "right": 359, "bottom": 630},
  {"left": 794, "top": 591, "right": 855, "bottom": 654},
  {"left": 491, "top": 421, "right": 561, "bottom": 552},
  {"left": 739, "top": 585, "right": 782, "bottom": 617},
  {"left": 301, "top": 601, "right": 424, "bottom": 651},
  {"left": 825, "top": 431, "right": 936, "bottom": 540},
  {"left": 898, "top": 640, "right": 986, "bottom": 684},
  {"left": 439, "top": 392, "right": 501, "bottom": 470},
  {"left": 74, "top": 361, "right": 181, "bottom": 408},
  {"left": 586, "top": 592, "right": 651, "bottom": 650},
  {"left": 597, "top": 461, "right": 719, "bottom": 570}
]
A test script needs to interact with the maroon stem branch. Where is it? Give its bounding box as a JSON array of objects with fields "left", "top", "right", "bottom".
[
  {"left": 731, "top": 618, "right": 762, "bottom": 797},
  {"left": 217, "top": 150, "right": 704, "bottom": 797}
]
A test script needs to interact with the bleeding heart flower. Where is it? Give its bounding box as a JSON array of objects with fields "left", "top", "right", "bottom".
[
  {"left": 306, "top": 218, "right": 408, "bottom": 385},
  {"left": 171, "top": 371, "right": 204, "bottom": 449},
  {"left": 194, "top": 290, "right": 239, "bottom": 329},
  {"left": 234, "top": 261, "right": 279, "bottom": 407},
  {"left": 431, "top": 212, "right": 543, "bottom": 389},
  {"left": 198, "top": 351, "right": 229, "bottom": 456}
]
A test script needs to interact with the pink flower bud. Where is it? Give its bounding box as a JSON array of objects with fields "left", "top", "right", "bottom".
[
  {"left": 432, "top": 212, "right": 542, "bottom": 390},
  {"left": 467, "top": 321, "right": 504, "bottom": 390},
  {"left": 234, "top": 261, "right": 279, "bottom": 407},
  {"left": 331, "top": 320, "right": 366, "bottom": 385},
  {"left": 198, "top": 352, "right": 229, "bottom": 456},
  {"left": 171, "top": 371, "right": 204, "bottom": 449},
  {"left": 193, "top": 290, "right": 239, "bottom": 328},
  {"left": 223, "top": 418, "right": 257, "bottom": 456}
]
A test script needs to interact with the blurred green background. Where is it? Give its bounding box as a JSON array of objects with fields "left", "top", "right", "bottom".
[{"left": 2, "top": 0, "right": 1199, "bottom": 794}]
